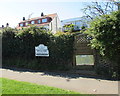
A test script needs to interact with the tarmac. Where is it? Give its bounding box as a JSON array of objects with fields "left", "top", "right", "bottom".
[{"left": 0, "top": 68, "right": 119, "bottom": 95}]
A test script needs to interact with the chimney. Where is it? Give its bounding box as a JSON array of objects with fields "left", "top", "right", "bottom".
[
  {"left": 23, "top": 17, "right": 25, "bottom": 21},
  {"left": 41, "top": 12, "right": 44, "bottom": 17},
  {"left": 2, "top": 25, "right": 4, "bottom": 28},
  {"left": 6, "top": 23, "right": 9, "bottom": 27}
]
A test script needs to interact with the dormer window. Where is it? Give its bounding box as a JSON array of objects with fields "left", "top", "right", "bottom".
[
  {"left": 38, "top": 20, "right": 41, "bottom": 24},
  {"left": 20, "top": 23, "right": 23, "bottom": 27},
  {"left": 31, "top": 21, "right": 35, "bottom": 24},
  {"left": 42, "top": 18, "right": 47, "bottom": 23}
]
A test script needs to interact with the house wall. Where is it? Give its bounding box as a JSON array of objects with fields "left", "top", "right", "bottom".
[
  {"left": 63, "top": 20, "right": 88, "bottom": 31},
  {"left": 17, "top": 14, "right": 61, "bottom": 34},
  {"left": 19, "top": 17, "right": 52, "bottom": 27},
  {"left": 61, "top": 17, "right": 90, "bottom": 31},
  {"left": 49, "top": 14, "right": 62, "bottom": 34}
]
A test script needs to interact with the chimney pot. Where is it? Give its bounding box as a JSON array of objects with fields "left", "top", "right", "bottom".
[
  {"left": 6, "top": 23, "right": 9, "bottom": 27},
  {"left": 41, "top": 12, "right": 44, "bottom": 17},
  {"left": 23, "top": 17, "right": 25, "bottom": 21},
  {"left": 2, "top": 25, "right": 4, "bottom": 28}
]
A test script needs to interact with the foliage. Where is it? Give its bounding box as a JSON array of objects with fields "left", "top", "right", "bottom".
[
  {"left": 2, "top": 26, "right": 74, "bottom": 71},
  {"left": 81, "top": 26, "right": 86, "bottom": 30},
  {"left": 85, "top": 10, "right": 120, "bottom": 58},
  {"left": 2, "top": 78, "right": 80, "bottom": 94},
  {"left": 63, "top": 24, "right": 75, "bottom": 32},
  {"left": 84, "top": 10, "right": 120, "bottom": 79},
  {"left": 54, "top": 31, "right": 71, "bottom": 36},
  {"left": 2, "top": 28, "right": 17, "bottom": 58}
]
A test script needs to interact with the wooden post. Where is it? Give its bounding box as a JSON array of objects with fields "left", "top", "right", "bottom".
[{"left": 72, "top": 35, "right": 76, "bottom": 67}]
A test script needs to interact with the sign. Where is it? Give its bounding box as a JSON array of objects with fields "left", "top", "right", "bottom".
[{"left": 35, "top": 44, "right": 49, "bottom": 57}]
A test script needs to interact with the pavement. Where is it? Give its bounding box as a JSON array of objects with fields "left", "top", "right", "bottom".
[{"left": 0, "top": 68, "right": 119, "bottom": 95}]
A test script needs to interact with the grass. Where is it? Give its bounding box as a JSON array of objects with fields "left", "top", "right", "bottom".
[
  {"left": 1, "top": 78, "right": 81, "bottom": 94},
  {"left": 0, "top": 78, "right": 2, "bottom": 95}
]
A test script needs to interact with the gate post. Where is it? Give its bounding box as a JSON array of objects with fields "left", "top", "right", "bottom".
[
  {"left": 72, "top": 35, "right": 76, "bottom": 66},
  {"left": 93, "top": 49, "right": 99, "bottom": 69}
]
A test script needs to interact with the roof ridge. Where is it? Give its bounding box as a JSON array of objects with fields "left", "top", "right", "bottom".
[{"left": 20, "top": 13, "right": 57, "bottom": 23}]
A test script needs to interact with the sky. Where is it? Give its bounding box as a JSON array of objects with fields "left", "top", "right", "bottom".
[{"left": 0, "top": 0, "right": 118, "bottom": 28}]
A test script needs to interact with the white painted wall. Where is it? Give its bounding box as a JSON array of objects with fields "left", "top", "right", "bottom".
[{"left": 49, "top": 14, "right": 62, "bottom": 34}]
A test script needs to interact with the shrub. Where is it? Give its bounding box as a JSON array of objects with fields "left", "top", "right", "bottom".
[
  {"left": 2, "top": 28, "right": 18, "bottom": 58},
  {"left": 84, "top": 10, "right": 120, "bottom": 79},
  {"left": 2, "top": 26, "right": 74, "bottom": 71}
]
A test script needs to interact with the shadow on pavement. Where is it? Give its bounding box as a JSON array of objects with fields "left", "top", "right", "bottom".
[{"left": 1, "top": 66, "right": 118, "bottom": 81}]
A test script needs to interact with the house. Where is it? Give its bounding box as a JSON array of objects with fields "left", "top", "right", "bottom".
[
  {"left": 0, "top": 23, "right": 9, "bottom": 30},
  {"left": 16, "top": 13, "right": 62, "bottom": 34},
  {"left": 61, "top": 16, "right": 90, "bottom": 32}
]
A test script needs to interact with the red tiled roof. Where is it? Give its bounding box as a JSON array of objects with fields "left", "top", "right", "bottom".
[
  {"left": 17, "top": 13, "right": 57, "bottom": 29},
  {"left": 20, "top": 13, "right": 57, "bottom": 23}
]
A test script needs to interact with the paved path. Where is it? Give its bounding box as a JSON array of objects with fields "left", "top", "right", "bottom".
[{"left": 0, "top": 68, "right": 119, "bottom": 94}]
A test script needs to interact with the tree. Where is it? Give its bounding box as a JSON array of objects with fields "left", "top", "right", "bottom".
[
  {"left": 85, "top": 10, "right": 120, "bottom": 59},
  {"left": 111, "top": 0, "right": 120, "bottom": 10},
  {"left": 82, "top": 1, "right": 118, "bottom": 20},
  {"left": 84, "top": 10, "right": 120, "bottom": 79}
]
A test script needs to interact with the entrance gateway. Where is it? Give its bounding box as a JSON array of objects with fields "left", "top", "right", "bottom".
[{"left": 73, "top": 34, "right": 95, "bottom": 70}]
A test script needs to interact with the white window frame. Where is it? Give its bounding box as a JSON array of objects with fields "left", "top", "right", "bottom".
[
  {"left": 42, "top": 18, "right": 47, "bottom": 23},
  {"left": 31, "top": 21, "right": 35, "bottom": 24},
  {"left": 38, "top": 20, "right": 41, "bottom": 24},
  {"left": 20, "top": 23, "right": 23, "bottom": 27}
]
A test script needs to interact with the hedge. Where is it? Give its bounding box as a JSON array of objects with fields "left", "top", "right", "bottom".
[{"left": 2, "top": 26, "right": 74, "bottom": 71}]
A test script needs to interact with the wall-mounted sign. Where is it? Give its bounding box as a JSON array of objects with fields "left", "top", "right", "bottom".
[{"left": 35, "top": 44, "right": 49, "bottom": 57}]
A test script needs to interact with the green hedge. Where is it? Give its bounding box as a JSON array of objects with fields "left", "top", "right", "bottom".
[{"left": 2, "top": 26, "right": 74, "bottom": 71}]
